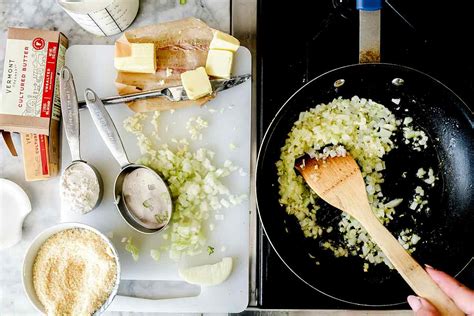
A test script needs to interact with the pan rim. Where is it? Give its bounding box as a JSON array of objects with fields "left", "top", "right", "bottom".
[{"left": 255, "top": 62, "right": 473, "bottom": 307}]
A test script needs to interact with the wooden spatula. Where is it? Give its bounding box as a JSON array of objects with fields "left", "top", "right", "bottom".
[{"left": 295, "top": 155, "right": 463, "bottom": 316}]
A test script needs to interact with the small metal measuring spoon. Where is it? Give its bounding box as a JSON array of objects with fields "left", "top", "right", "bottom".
[
  {"left": 59, "top": 67, "right": 103, "bottom": 213},
  {"left": 84, "top": 88, "right": 173, "bottom": 234}
]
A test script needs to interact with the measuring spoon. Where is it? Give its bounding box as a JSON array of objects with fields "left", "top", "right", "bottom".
[
  {"left": 84, "top": 88, "right": 173, "bottom": 234},
  {"left": 59, "top": 67, "right": 103, "bottom": 214}
]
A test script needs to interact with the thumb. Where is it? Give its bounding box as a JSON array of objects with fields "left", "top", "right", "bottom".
[{"left": 407, "top": 295, "right": 441, "bottom": 316}]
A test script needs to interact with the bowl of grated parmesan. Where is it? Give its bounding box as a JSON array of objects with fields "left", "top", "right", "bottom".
[{"left": 22, "top": 223, "right": 121, "bottom": 315}]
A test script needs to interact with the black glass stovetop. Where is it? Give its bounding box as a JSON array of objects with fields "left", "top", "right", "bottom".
[{"left": 256, "top": 0, "right": 474, "bottom": 309}]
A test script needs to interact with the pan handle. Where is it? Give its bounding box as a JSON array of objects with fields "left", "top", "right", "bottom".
[{"left": 361, "top": 215, "right": 464, "bottom": 316}]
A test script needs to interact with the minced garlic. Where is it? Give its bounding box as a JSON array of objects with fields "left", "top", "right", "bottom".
[{"left": 33, "top": 228, "right": 117, "bottom": 316}]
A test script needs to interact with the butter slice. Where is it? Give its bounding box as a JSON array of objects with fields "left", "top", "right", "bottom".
[
  {"left": 209, "top": 31, "right": 240, "bottom": 52},
  {"left": 181, "top": 67, "right": 212, "bottom": 100},
  {"left": 114, "top": 43, "right": 156, "bottom": 74},
  {"left": 206, "top": 49, "right": 233, "bottom": 78}
]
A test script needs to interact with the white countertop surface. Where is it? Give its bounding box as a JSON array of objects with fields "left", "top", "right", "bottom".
[{"left": 0, "top": 1, "right": 230, "bottom": 315}]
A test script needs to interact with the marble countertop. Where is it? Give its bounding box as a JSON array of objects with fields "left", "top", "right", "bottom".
[{"left": 0, "top": 1, "right": 230, "bottom": 315}]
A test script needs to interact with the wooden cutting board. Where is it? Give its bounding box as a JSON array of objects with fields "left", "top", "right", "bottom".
[{"left": 62, "top": 45, "right": 251, "bottom": 312}]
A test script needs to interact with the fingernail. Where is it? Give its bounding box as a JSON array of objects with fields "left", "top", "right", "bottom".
[
  {"left": 407, "top": 295, "right": 422, "bottom": 311},
  {"left": 424, "top": 264, "right": 434, "bottom": 270}
]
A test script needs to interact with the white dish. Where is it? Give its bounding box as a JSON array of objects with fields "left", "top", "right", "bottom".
[
  {"left": 22, "top": 222, "right": 121, "bottom": 315},
  {"left": 0, "top": 178, "right": 31, "bottom": 250}
]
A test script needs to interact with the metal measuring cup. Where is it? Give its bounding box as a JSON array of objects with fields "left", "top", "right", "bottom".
[
  {"left": 84, "top": 88, "right": 173, "bottom": 234},
  {"left": 59, "top": 67, "right": 103, "bottom": 213}
]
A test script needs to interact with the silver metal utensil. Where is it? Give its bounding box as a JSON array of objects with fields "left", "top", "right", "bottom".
[
  {"left": 59, "top": 66, "right": 103, "bottom": 214},
  {"left": 77, "top": 74, "right": 252, "bottom": 108},
  {"left": 84, "top": 88, "right": 173, "bottom": 234}
]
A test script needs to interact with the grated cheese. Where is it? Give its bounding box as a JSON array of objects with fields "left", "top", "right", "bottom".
[{"left": 33, "top": 228, "right": 117, "bottom": 316}]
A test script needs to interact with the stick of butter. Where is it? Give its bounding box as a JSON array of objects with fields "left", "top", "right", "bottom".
[
  {"left": 181, "top": 67, "right": 212, "bottom": 100},
  {"left": 209, "top": 31, "right": 240, "bottom": 52},
  {"left": 206, "top": 49, "right": 233, "bottom": 79},
  {"left": 115, "top": 43, "right": 156, "bottom": 74}
]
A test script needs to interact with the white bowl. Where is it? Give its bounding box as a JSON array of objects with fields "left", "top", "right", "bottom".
[
  {"left": 0, "top": 178, "right": 31, "bottom": 250},
  {"left": 22, "top": 222, "right": 121, "bottom": 315}
]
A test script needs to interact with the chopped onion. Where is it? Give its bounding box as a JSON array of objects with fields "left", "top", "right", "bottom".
[
  {"left": 384, "top": 198, "right": 403, "bottom": 208},
  {"left": 150, "top": 249, "right": 161, "bottom": 261},
  {"left": 125, "top": 237, "right": 139, "bottom": 261},
  {"left": 276, "top": 96, "right": 421, "bottom": 270},
  {"left": 123, "top": 112, "right": 246, "bottom": 261}
]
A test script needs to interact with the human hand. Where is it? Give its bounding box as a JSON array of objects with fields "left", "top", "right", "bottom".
[{"left": 407, "top": 265, "right": 474, "bottom": 316}]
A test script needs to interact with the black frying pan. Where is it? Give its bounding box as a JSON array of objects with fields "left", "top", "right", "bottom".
[{"left": 256, "top": 63, "right": 474, "bottom": 306}]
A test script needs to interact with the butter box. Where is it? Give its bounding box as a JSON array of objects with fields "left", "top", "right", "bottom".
[
  {"left": 0, "top": 28, "right": 68, "bottom": 135},
  {"left": 21, "top": 132, "right": 59, "bottom": 181},
  {"left": 0, "top": 28, "right": 68, "bottom": 181}
]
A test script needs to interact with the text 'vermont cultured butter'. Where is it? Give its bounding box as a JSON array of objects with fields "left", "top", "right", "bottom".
[
  {"left": 180, "top": 67, "right": 212, "bottom": 100},
  {"left": 0, "top": 28, "right": 68, "bottom": 181},
  {"left": 0, "top": 28, "right": 68, "bottom": 135}
]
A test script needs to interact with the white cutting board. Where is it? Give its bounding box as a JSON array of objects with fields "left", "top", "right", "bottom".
[{"left": 62, "top": 45, "right": 251, "bottom": 312}]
